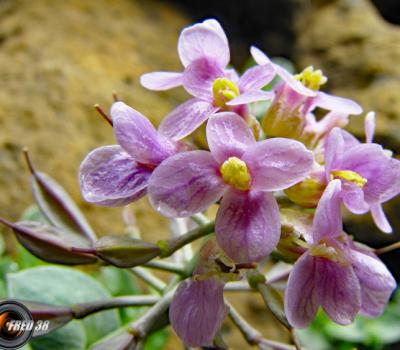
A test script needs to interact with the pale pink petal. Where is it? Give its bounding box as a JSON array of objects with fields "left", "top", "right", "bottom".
[
  {"left": 349, "top": 249, "right": 396, "bottom": 317},
  {"left": 313, "top": 180, "right": 343, "bottom": 243},
  {"left": 170, "top": 277, "right": 227, "bottom": 347},
  {"left": 226, "top": 91, "right": 274, "bottom": 106},
  {"left": 216, "top": 189, "right": 280, "bottom": 263},
  {"left": 341, "top": 182, "right": 369, "bottom": 214},
  {"left": 243, "top": 138, "right": 314, "bottom": 191},
  {"left": 158, "top": 98, "right": 218, "bottom": 141},
  {"left": 365, "top": 111, "right": 376, "bottom": 143},
  {"left": 148, "top": 151, "right": 226, "bottom": 217},
  {"left": 316, "top": 258, "right": 361, "bottom": 325},
  {"left": 285, "top": 252, "right": 319, "bottom": 328},
  {"left": 182, "top": 58, "right": 224, "bottom": 100},
  {"left": 178, "top": 19, "right": 229, "bottom": 68},
  {"left": 324, "top": 128, "right": 345, "bottom": 180},
  {"left": 79, "top": 146, "right": 151, "bottom": 206},
  {"left": 238, "top": 64, "right": 275, "bottom": 92},
  {"left": 140, "top": 71, "right": 183, "bottom": 91},
  {"left": 250, "top": 46, "right": 272, "bottom": 66},
  {"left": 206, "top": 112, "right": 255, "bottom": 164},
  {"left": 312, "top": 91, "right": 362, "bottom": 115},
  {"left": 370, "top": 203, "right": 392, "bottom": 233},
  {"left": 111, "top": 102, "right": 174, "bottom": 165}
]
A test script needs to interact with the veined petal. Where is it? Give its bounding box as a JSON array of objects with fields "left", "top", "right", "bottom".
[
  {"left": 349, "top": 249, "right": 396, "bottom": 317},
  {"left": 111, "top": 102, "right": 174, "bottom": 165},
  {"left": 140, "top": 71, "right": 183, "bottom": 91},
  {"left": 206, "top": 112, "right": 256, "bottom": 164},
  {"left": 316, "top": 258, "right": 361, "bottom": 325},
  {"left": 79, "top": 146, "right": 151, "bottom": 206},
  {"left": 312, "top": 91, "right": 363, "bottom": 115},
  {"left": 243, "top": 138, "right": 314, "bottom": 191},
  {"left": 169, "top": 277, "right": 227, "bottom": 347},
  {"left": 183, "top": 58, "right": 224, "bottom": 100},
  {"left": 148, "top": 151, "right": 226, "bottom": 217},
  {"left": 226, "top": 91, "right": 274, "bottom": 106},
  {"left": 370, "top": 203, "right": 392, "bottom": 233},
  {"left": 365, "top": 111, "right": 376, "bottom": 143},
  {"left": 313, "top": 180, "right": 343, "bottom": 243},
  {"left": 341, "top": 182, "right": 369, "bottom": 214},
  {"left": 158, "top": 98, "right": 218, "bottom": 141},
  {"left": 178, "top": 19, "right": 229, "bottom": 68},
  {"left": 285, "top": 252, "right": 319, "bottom": 328},
  {"left": 324, "top": 127, "right": 345, "bottom": 180},
  {"left": 216, "top": 189, "right": 280, "bottom": 263},
  {"left": 238, "top": 64, "right": 275, "bottom": 92}
]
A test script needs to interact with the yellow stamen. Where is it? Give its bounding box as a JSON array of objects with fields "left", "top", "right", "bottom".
[
  {"left": 309, "top": 240, "right": 348, "bottom": 266},
  {"left": 331, "top": 170, "right": 367, "bottom": 188},
  {"left": 220, "top": 157, "right": 251, "bottom": 191},
  {"left": 294, "top": 66, "right": 327, "bottom": 91},
  {"left": 212, "top": 78, "right": 240, "bottom": 108}
]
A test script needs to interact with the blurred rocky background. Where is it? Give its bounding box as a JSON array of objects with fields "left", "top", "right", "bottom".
[{"left": 0, "top": 0, "right": 399, "bottom": 348}]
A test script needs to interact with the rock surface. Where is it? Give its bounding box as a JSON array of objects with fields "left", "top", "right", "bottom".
[
  {"left": 294, "top": 0, "right": 400, "bottom": 242},
  {"left": 0, "top": 0, "right": 188, "bottom": 238}
]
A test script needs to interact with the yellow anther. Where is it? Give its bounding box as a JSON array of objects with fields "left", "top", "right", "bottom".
[
  {"left": 220, "top": 157, "right": 251, "bottom": 191},
  {"left": 294, "top": 66, "right": 327, "bottom": 90},
  {"left": 212, "top": 78, "right": 240, "bottom": 108},
  {"left": 331, "top": 170, "right": 368, "bottom": 188}
]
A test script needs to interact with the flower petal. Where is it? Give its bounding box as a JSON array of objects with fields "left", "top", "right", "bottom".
[
  {"left": 238, "top": 64, "right": 276, "bottom": 92},
  {"left": 324, "top": 127, "right": 345, "bottom": 180},
  {"left": 313, "top": 179, "right": 342, "bottom": 243},
  {"left": 341, "top": 182, "right": 369, "bottom": 214},
  {"left": 158, "top": 98, "right": 218, "bottom": 141},
  {"left": 170, "top": 277, "right": 227, "bottom": 347},
  {"left": 365, "top": 111, "right": 376, "bottom": 143},
  {"left": 111, "top": 102, "right": 174, "bottom": 165},
  {"left": 285, "top": 252, "right": 319, "bottom": 328},
  {"left": 148, "top": 151, "right": 226, "bottom": 217},
  {"left": 79, "top": 145, "right": 151, "bottom": 206},
  {"left": 216, "top": 189, "right": 280, "bottom": 263},
  {"left": 178, "top": 19, "right": 229, "bottom": 68},
  {"left": 206, "top": 112, "right": 256, "bottom": 164},
  {"left": 312, "top": 91, "right": 363, "bottom": 115},
  {"left": 316, "top": 258, "right": 361, "bottom": 325},
  {"left": 226, "top": 91, "right": 274, "bottom": 106},
  {"left": 370, "top": 203, "right": 392, "bottom": 233},
  {"left": 243, "top": 138, "right": 314, "bottom": 191},
  {"left": 182, "top": 58, "right": 224, "bottom": 100},
  {"left": 140, "top": 71, "right": 183, "bottom": 91},
  {"left": 349, "top": 249, "right": 396, "bottom": 317}
]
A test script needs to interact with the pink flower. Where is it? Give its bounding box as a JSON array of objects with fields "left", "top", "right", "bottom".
[
  {"left": 285, "top": 180, "right": 396, "bottom": 328},
  {"left": 141, "top": 19, "right": 275, "bottom": 140},
  {"left": 148, "top": 113, "right": 313, "bottom": 263},
  {"left": 79, "top": 102, "right": 184, "bottom": 206}
]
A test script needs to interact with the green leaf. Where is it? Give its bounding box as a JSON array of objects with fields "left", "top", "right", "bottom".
[
  {"left": 144, "top": 329, "right": 169, "bottom": 350},
  {"left": 7, "top": 266, "right": 120, "bottom": 348}
]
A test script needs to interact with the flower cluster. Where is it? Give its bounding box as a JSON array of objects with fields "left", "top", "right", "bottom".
[{"left": 79, "top": 19, "right": 399, "bottom": 347}]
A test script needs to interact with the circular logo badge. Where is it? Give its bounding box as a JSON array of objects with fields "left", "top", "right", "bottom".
[{"left": 0, "top": 300, "right": 34, "bottom": 349}]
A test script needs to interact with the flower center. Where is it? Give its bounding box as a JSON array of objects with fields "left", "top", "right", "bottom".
[
  {"left": 212, "top": 78, "right": 240, "bottom": 108},
  {"left": 331, "top": 170, "right": 367, "bottom": 188},
  {"left": 309, "top": 240, "right": 348, "bottom": 265},
  {"left": 294, "top": 66, "right": 327, "bottom": 91},
  {"left": 220, "top": 157, "right": 251, "bottom": 191}
]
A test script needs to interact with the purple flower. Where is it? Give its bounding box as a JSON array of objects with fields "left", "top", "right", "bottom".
[
  {"left": 148, "top": 112, "right": 314, "bottom": 263},
  {"left": 79, "top": 102, "right": 184, "bottom": 206},
  {"left": 141, "top": 19, "right": 275, "bottom": 140},
  {"left": 285, "top": 180, "right": 396, "bottom": 328},
  {"left": 250, "top": 47, "right": 362, "bottom": 144},
  {"left": 325, "top": 115, "right": 400, "bottom": 233},
  {"left": 169, "top": 276, "right": 227, "bottom": 347}
]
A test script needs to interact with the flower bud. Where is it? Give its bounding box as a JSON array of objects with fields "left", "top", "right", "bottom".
[
  {"left": 0, "top": 219, "right": 97, "bottom": 265},
  {"left": 94, "top": 236, "right": 160, "bottom": 268}
]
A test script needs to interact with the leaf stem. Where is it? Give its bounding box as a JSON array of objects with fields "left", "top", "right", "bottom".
[
  {"left": 130, "top": 267, "right": 166, "bottom": 293},
  {"left": 375, "top": 241, "right": 400, "bottom": 255},
  {"left": 143, "top": 260, "right": 185, "bottom": 275}
]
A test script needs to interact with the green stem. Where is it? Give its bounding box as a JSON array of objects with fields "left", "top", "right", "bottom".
[
  {"left": 130, "top": 267, "right": 166, "bottom": 293},
  {"left": 375, "top": 241, "right": 400, "bottom": 255},
  {"left": 158, "top": 221, "right": 215, "bottom": 258},
  {"left": 143, "top": 260, "right": 185, "bottom": 275}
]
